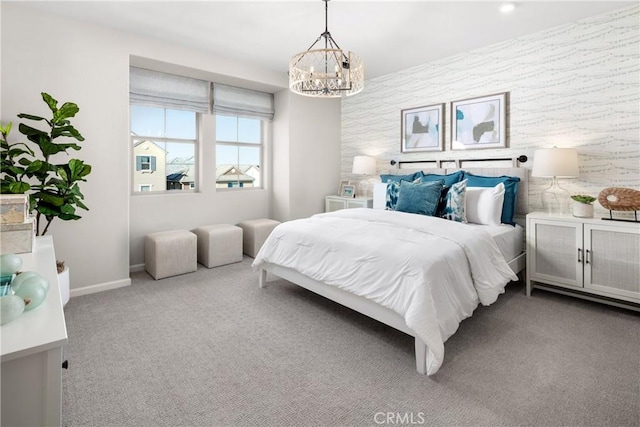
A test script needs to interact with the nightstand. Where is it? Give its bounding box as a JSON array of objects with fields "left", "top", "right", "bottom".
[
  {"left": 526, "top": 212, "right": 640, "bottom": 310},
  {"left": 325, "top": 195, "right": 373, "bottom": 213}
]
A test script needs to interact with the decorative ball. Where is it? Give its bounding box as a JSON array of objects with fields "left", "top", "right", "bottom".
[
  {"left": 1, "top": 294, "right": 26, "bottom": 325},
  {"left": 0, "top": 253, "right": 23, "bottom": 276},
  {"left": 13, "top": 276, "right": 48, "bottom": 311},
  {"left": 11, "top": 271, "right": 49, "bottom": 293}
]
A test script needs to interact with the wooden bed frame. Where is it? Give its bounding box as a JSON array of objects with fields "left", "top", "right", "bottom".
[{"left": 257, "top": 159, "right": 529, "bottom": 374}]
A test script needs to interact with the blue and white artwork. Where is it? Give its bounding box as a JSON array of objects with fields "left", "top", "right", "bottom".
[
  {"left": 401, "top": 103, "right": 444, "bottom": 152},
  {"left": 451, "top": 93, "right": 507, "bottom": 150}
]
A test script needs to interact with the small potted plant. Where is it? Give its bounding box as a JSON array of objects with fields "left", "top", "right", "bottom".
[{"left": 571, "top": 194, "right": 596, "bottom": 218}]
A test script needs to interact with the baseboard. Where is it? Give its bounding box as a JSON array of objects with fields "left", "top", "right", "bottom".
[
  {"left": 70, "top": 277, "right": 131, "bottom": 298},
  {"left": 130, "top": 263, "right": 145, "bottom": 273}
]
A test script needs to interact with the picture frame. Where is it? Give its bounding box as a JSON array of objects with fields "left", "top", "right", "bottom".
[
  {"left": 401, "top": 103, "right": 444, "bottom": 153},
  {"left": 338, "top": 180, "right": 350, "bottom": 195},
  {"left": 451, "top": 92, "right": 507, "bottom": 150},
  {"left": 341, "top": 184, "right": 356, "bottom": 198}
]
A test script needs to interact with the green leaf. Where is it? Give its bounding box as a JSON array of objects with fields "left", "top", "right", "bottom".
[
  {"left": 54, "top": 102, "right": 79, "bottom": 123},
  {"left": 18, "top": 123, "right": 47, "bottom": 138},
  {"left": 16, "top": 113, "right": 47, "bottom": 122},
  {"left": 51, "top": 125, "right": 84, "bottom": 141},
  {"left": 42, "top": 93, "right": 58, "bottom": 113},
  {"left": 8, "top": 182, "right": 31, "bottom": 193},
  {"left": 34, "top": 191, "right": 65, "bottom": 207}
]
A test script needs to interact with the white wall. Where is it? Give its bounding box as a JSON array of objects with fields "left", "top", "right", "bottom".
[
  {"left": 2, "top": 3, "right": 340, "bottom": 292},
  {"left": 271, "top": 91, "right": 341, "bottom": 222},
  {"left": 341, "top": 5, "right": 640, "bottom": 215}
]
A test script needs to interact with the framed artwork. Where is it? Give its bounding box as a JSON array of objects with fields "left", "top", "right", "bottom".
[
  {"left": 451, "top": 92, "right": 507, "bottom": 150},
  {"left": 341, "top": 184, "right": 356, "bottom": 198},
  {"left": 401, "top": 103, "right": 444, "bottom": 152}
]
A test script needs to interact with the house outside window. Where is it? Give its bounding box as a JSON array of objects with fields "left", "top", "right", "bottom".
[
  {"left": 131, "top": 105, "right": 198, "bottom": 193},
  {"left": 215, "top": 115, "right": 262, "bottom": 189}
]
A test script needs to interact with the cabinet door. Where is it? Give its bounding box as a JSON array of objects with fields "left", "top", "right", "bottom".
[
  {"left": 325, "top": 197, "right": 346, "bottom": 212},
  {"left": 346, "top": 199, "right": 364, "bottom": 209},
  {"left": 584, "top": 224, "right": 640, "bottom": 302},
  {"left": 529, "top": 219, "right": 583, "bottom": 288}
]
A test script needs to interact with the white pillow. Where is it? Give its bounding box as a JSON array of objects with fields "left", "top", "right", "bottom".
[
  {"left": 373, "top": 182, "right": 388, "bottom": 209},
  {"left": 465, "top": 183, "right": 505, "bottom": 225}
]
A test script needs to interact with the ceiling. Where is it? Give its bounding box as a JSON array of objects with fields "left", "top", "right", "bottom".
[{"left": 19, "top": 1, "right": 634, "bottom": 80}]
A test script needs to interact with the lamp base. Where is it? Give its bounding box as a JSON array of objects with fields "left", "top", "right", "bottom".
[
  {"left": 357, "top": 178, "right": 376, "bottom": 198},
  {"left": 541, "top": 178, "right": 570, "bottom": 215}
]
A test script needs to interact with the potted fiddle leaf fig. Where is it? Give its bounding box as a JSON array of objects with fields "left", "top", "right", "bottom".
[
  {"left": 1, "top": 92, "right": 91, "bottom": 237},
  {"left": 570, "top": 194, "right": 596, "bottom": 218},
  {"left": 1, "top": 93, "right": 91, "bottom": 306}
]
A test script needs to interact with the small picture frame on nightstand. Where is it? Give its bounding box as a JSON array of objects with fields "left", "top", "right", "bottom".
[
  {"left": 341, "top": 185, "right": 356, "bottom": 198},
  {"left": 338, "top": 180, "right": 350, "bottom": 195}
]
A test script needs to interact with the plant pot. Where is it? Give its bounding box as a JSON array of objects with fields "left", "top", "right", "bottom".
[
  {"left": 58, "top": 266, "right": 70, "bottom": 307},
  {"left": 572, "top": 201, "right": 594, "bottom": 218}
]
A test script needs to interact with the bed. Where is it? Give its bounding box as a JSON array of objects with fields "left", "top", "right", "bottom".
[{"left": 253, "top": 161, "right": 528, "bottom": 375}]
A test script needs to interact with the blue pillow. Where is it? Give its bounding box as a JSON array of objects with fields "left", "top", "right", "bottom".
[
  {"left": 395, "top": 180, "right": 444, "bottom": 216},
  {"left": 421, "top": 170, "right": 464, "bottom": 188},
  {"left": 380, "top": 171, "right": 422, "bottom": 183},
  {"left": 385, "top": 178, "right": 420, "bottom": 210},
  {"left": 465, "top": 173, "right": 520, "bottom": 225}
]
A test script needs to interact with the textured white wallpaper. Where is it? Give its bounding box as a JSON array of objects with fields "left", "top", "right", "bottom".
[{"left": 341, "top": 5, "right": 639, "bottom": 214}]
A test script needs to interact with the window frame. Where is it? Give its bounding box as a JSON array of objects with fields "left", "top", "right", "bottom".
[
  {"left": 214, "top": 114, "right": 264, "bottom": 191},
  {"left": 130, "top": 106, "right": 200, "bottom": 195}
]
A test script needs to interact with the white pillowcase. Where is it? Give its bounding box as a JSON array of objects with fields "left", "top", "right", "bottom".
[{"left": 465, "top": 183, "right": 505, "bottom": 225}]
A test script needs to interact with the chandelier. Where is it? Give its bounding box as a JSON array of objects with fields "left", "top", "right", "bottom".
[{"left": 289, "top": 0, "right": 364, "bottom": 98}]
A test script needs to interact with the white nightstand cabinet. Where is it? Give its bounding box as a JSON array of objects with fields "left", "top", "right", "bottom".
[
  {"left": 526, "top": 212, "right": 640, "bottom": 309},
  {"left": 325, "top": 195, "right": 373, "bottom": 213}
]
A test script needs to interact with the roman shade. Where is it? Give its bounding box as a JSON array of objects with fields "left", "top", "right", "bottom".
[
  {"left": 212, "top": 83, "right": 274, "bottom": 121},
  {"left": 129, "top": 67, "right": 210, "bottom": 113}
]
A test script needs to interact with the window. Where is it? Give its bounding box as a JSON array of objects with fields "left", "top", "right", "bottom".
[
  {"left": 131, "top": 105, "right": 198, "bottom": 193},
  {"left": 215, "top": 115, "right": 263, "bottom": 189}
]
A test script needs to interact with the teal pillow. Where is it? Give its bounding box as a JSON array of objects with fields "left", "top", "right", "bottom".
[
  {"left": 380, "top": 171, "right": 422, "bottom": 183},
  {"left": 421, "top": 171, "right": 464, "bottom": 188},
  {"left": 465, "top": 173, "right": 520, "bottom": 225},
  {"left": 386, "top": 178, "right": 420, "bottom": 210},
  {"left": 395, "top": 180, "right": 444, "bottom": 216}
]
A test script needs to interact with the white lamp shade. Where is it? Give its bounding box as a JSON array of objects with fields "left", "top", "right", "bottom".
[
  {"left": 532, "top": 148, "right": 579, "bottom": 178},
  {"left": 352, "top": 155, "right": 376, "bottom": 175}
]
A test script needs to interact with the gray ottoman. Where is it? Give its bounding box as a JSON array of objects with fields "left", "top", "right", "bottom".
[
  {"left": 237, "top": 218, "right": 281, "bottom": 258},
  {"left": 145, "top": 230, "right": 197, "bottom": 280},
  {"left": 193, "top": 224, "right": 243, "bottom": 268}
]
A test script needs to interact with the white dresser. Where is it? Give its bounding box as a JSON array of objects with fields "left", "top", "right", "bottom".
[
  {"left": 1, "top": 236, "right": 68, "bottom": 426},
  {"left": 526, "top": 212, "right": 640, "bottom": 309}
]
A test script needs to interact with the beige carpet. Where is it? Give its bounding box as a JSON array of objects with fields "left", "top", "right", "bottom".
[{"left": 62, "top": 257, "right": 640, "bottom": 426}]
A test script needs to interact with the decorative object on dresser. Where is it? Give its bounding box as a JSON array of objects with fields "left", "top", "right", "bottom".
[
  {"left": 288, "top": 0, "right": 364, "bottom": 98},
  {"left": 401, "top": 103, "right": 444, "bottom": 152},
  {"left": 0, "top": 194, "right": 34, "bottom": 255},
  {"left": 571, "top": 194, "right": 596, "bottom": 218},
  {"left": 598, "top": 187, "right": 640, "bottom": 223},
  {"left": 451, "top": 92, "right": 507, "bottom": 150},
  {"left": 532, "top": 147, "right": 579, "bottom": 215},
  {"left": 351, "top": 155, "right": 377, "bottom": 197},
  {"left": 526, "top": 212, "right": 640, "bottom": 311}
]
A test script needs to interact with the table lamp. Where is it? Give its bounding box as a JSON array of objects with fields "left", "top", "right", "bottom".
[
  {"left": 532, "top": 147, "right": 579, "bottom": 214},
  {"left": 352, "top": 155, "right": 377, "bottom": 197}
]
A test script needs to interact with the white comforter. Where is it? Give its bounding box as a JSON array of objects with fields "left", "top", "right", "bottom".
[{"left": 252, "top": 208, "right": 517, "bottom": 375}]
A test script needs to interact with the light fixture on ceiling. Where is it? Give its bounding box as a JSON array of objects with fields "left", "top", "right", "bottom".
[
  {"left": 499, "top": 2, "right": 517, "bottom": 14},
  {"left": 289, "top": 0, "right": 364, "bottom": 98}
]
